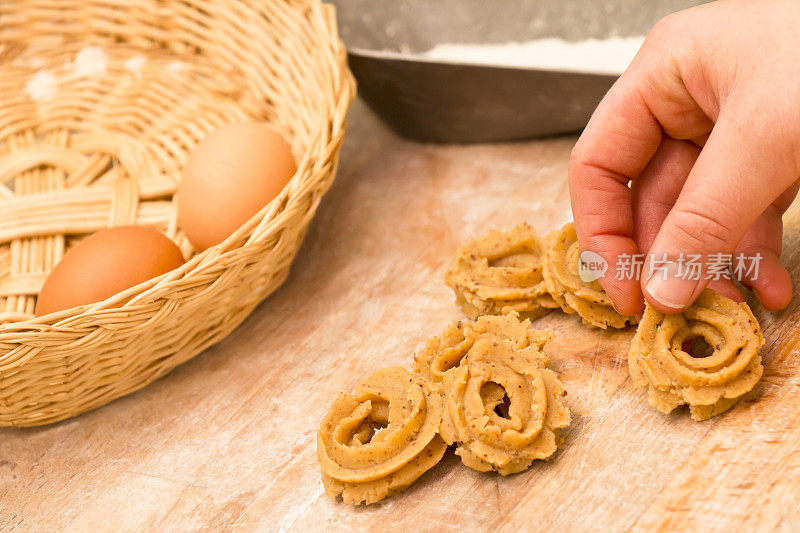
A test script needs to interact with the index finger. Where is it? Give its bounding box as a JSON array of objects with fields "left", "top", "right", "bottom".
[{"left": 569, "top": 76, "right": 662, "bottom": 316}]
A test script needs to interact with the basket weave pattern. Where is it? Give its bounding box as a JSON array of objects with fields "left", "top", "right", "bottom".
[{"left": 0, "top": 0, "right": 354, "bottom": 425}]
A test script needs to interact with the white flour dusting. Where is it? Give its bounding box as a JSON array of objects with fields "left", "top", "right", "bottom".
[
  {"left": 25, "top": 70, "right": 58, "bottom": 101},
  {"left": 71, "top": 45, "right": 109, "bottom": 78},
  {"left": 418, "top": 36, "right": 645, "bottom": 74}
]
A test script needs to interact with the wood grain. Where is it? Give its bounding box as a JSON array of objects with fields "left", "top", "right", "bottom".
[{"left": 1, "top": 100, "right": 798, "bottom": 532}]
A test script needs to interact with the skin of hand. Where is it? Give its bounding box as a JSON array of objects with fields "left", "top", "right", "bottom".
[{"left": 569, "top": 0, "right": 800, "bottom": 316}]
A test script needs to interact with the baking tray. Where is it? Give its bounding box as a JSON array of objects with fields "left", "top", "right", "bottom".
[{"left": 331, "top": 0, "right": 707, "bottom": 143}]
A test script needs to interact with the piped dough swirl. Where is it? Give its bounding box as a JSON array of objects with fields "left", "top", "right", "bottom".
[
  {"left": 445, "top": 223, "right": 559, "bottom": 320},
  {"left": 317, "top": 367, "right": 447, "bottom": 505},
  {"left": 543, "top": 222, "right": 636, "bottom": 329},
  {"left": 628, "top": 289, "right": 765, "bottom": 421},
  {"left": 439, "top": 336, "right": 571, "bottom": 475},
  {"left": 413, "top": 313, "right": 553, "bottom": 384}
]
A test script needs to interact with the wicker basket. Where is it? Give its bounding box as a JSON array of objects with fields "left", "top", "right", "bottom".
[{"left": 0, "top": 0, "right": 355, "bottom": 426}]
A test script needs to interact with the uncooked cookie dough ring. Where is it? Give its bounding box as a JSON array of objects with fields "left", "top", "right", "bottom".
[
  {"left": 413, "top": 313, "right": 553, "bottom": 384},
  {"left": 439, "top": 337, "right": 571, "bottom": 475},
  {"left": 543, "top": 222, "right": 635, "bottom": 329},
  {"left": 629, "top": 289, "right": 765, "bottom": 421},
  {"left": 445, "top": 223, "right": 559, "bottom": 320},
  {"left": 317, "top": 367, "right": 447, "bottom": 505}
]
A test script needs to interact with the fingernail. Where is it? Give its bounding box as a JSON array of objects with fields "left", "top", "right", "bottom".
[{"left": 644, "top": 258, "right": 698, "bottom": 310}]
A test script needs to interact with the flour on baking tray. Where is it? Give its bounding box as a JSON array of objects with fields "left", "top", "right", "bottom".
[{"left": 418, "top": 36, "right": 645, "bottom": 74}]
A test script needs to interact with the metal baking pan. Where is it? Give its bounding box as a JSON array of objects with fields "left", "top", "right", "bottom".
[{"left": 330, "top": 0, "right": 706, "bottom": 143}]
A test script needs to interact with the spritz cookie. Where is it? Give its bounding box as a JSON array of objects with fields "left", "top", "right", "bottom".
[
  {"left": 439, "top": 336, "right": 571, "bottom": 475},
  {"left": 629, "top": 290, "right": 764, "bottom": 421},
  {"left": 413, "top": 313, "right": 552, "bottom": 384},
  {"left": 446, "top": 223, "right": 559, "bottom": 320},
  {"left": 543, "top": 222, "right": 636, "bottom": 329},
  {"left": 317, "top": 367, "right": 447, "bottom": 504}
]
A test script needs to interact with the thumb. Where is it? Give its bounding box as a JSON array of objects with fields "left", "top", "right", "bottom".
[{"left": 642, "top": 106, "right": 799, "bottom": 313}]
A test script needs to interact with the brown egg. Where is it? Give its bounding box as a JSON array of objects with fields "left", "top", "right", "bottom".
[
  {"left": 177, "top": 122, "right": 297, "bottom": 252},
  {"left": 35, "top": 226, "right": 185, "bottom": 316}
]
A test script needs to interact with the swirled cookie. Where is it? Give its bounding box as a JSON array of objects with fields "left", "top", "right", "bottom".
[
  {"left": 445, "top": 223, "right": 559, "bottom": 320},
  {"left": 543, "top": 222, "right": 635, "bottom": 329},
  {"left": 629, "top": 290, "right": 765, "bottom": 421},
  {"left": 439, "top": 336, "right": 571, "bottom": 475},
  {"left": 317, "top": 367, "right": 447, "bottom": 505},
  {"left": 413, "top": 313, "right": 553, "bottom": 384}
]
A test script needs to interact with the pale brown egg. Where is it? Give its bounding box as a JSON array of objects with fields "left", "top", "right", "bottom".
[
  {"left": 35, "top": 226, "right": 185, "bottom": 316},
  {"left": 177, "top": 122, "right": 297, "bottom": 252}
]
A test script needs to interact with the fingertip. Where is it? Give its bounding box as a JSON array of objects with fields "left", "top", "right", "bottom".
[
  {"left": 642, "top": 278, "right": 743, "bottom": 314},
  {"left": 604, "top": 276, "right": 645, "bottom": 317},
  {"left": 707, "top": 279, "right": 744, "bottom": 303},
  {"left": 642, "top": 282, "right": 691, "bottom": 314},
  {"left": 579, "top": 232, "right": 644, "bottom": 317},
  {"left": 751, "top": 263, "right": 793, "bottom": 311},
  {"left": 619, "top": 298, "right": 646, "bottom": 319},
  {"left": 640, "top": 258, "right": 703, "bottom": 315}
]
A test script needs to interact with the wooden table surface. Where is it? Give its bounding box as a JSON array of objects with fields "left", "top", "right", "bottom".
[{"left": 2, "top": 100, "right": 799, "bottom": 532}]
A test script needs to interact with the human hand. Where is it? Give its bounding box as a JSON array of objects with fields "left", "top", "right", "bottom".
[{"left": 569, "top": 0, "right": 800, "bottom": 316}]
